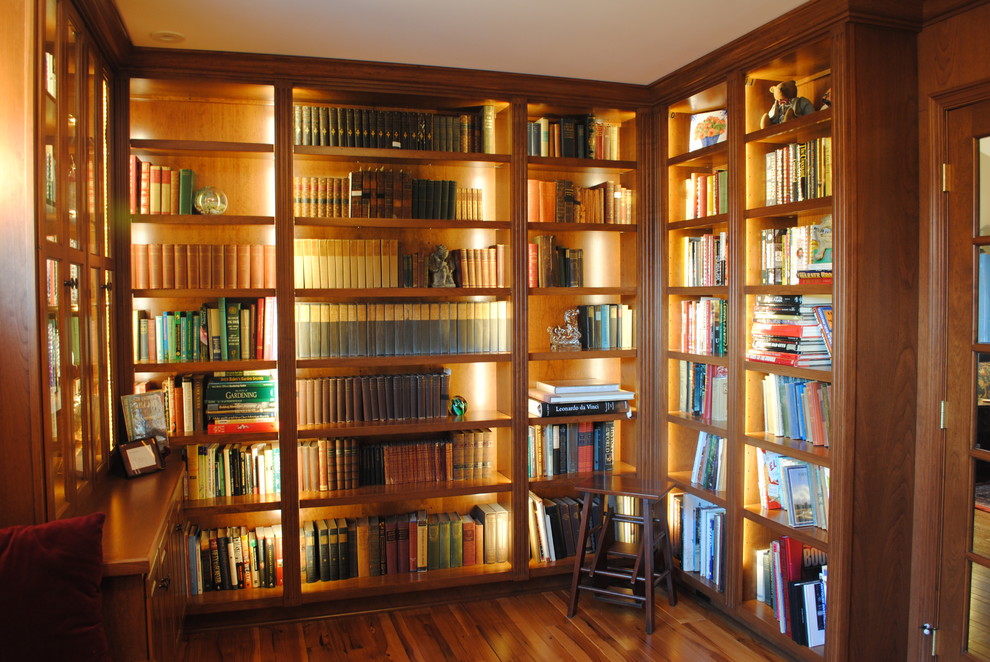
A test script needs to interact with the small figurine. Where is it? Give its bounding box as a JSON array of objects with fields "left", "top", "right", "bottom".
[
  {"left": 760, "top": 80, "right": 815, "bottom": 129},
  {"left": 428, "top": 244, "right": 456, "bottom": 288},
  {"left": 819, "top": 88, "right": 832, "bottom": 111},
  {"left": 548, "top": 308, "right": 582, "bottom": 351}
]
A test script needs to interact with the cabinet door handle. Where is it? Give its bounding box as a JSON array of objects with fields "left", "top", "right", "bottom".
[{"left": 158, "top": 577, "right": 171, "bottom": 591}]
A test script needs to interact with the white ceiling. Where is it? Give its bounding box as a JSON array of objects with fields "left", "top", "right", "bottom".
[{"left": 113, "top": 0, "right": 809, "bottom": 86}]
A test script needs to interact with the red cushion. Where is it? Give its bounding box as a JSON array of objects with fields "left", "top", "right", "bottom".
[{"left": 0, "top": 512, "right": 111, "bottom": 661}]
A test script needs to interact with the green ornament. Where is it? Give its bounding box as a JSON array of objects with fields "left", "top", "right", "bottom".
[{"left": 449, "top": 395, "right": 468, "bottom": 416}]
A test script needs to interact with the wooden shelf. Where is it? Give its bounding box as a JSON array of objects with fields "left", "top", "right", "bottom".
[
  {"left": 299, "top": 475, "right": 512, "bottom": 507},
  {"left": 665, "top": 412, "right": 729, "bottom": 435},
  {"left": 526, "top": 222, "right": 637, "bottom": 233},
  {"left": 743, "top": 360, "right": 833, "bottom": 381},
  {"left": 742, "top": 505, "right": 830, "bottom": 550},
  {"left": 528, "top": 286, "right": 635, "bottom": 296},
  {"left": 667, "top": 286, "right": 730, "bottom": 297},
  {"left": 667, "top": 142, "right": 729, "bottom": 167},
  {"left": 667, "top": 214, "right": 729, "bottom": 230},
  {"left": 298, "top": 353, "right": 511, "bottom": 368},
  {"left": 528, "top": 349, "right": 636, "bottom": 361},
  {"left": 131, "top": 139, "right": 274, "bottom": 155},
  {"left": 666, "top": 351, "right": 729, "bottom": 365},
  {"left": 295, "top": 410, "right": 512, "bottom": 438},
  {"left": 744, "top": 107, "right": 832, "bottom": 144},
  {"left": 168, "top": 430, "right": 279, "bottom": 446},
  {"left": 668, "top": 473, "right": 729, "bottom": 506},
  {"left": 295, "top": 217, "right": 510, "bottom": 230},
  {"left": 132, "top": 214, "right": 274, "bottom": 225},
  {"left": 745, "top": 197, "right": 833, "bottom": 219},
  {"left": 133, "top": 288, "right": 275, "bottom": 298},
  {"left": 294, "top": 287, "right": 509, "bottom": 300},
  {"left": 187, "top": 587, "right": 285, "bottom": 615},
  {"left": 527, "top": 155, "right": 636, "bottom": 172},
  {"left": 134, "top": 359, "right": 277, "bottom": 373},
  {"left": 184, "top": 495, "right": 282, "bottom": 515},
  {"left": 293, "top": 145, "right": 510, "bottom": 166},
  {"left": 743, "top": 432, "right": 832, "bottom": 467}
]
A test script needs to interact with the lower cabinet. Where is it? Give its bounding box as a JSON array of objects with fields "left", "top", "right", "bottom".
[{"left": 99, "top": 462, "right": 187, "bottom": 661}]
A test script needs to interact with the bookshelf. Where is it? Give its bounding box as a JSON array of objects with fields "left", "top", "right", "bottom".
[
  {"left": 524, "top": 104, "right": 642, "bottom": 572},
  {"left": 664, "top": 41, "right": 837, "bottom": 659}
]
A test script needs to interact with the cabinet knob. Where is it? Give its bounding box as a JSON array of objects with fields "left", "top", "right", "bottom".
[
  {"left": 158, "top": 577, "right": 170, "bottom": 591},
  {"left": 63, "top": 277, "right": 78, "bottom": 289},
  {"left": 100, "top": 281, "right": 113, "bottom": 292}
]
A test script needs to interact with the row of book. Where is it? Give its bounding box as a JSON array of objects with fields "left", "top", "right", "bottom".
[
  {"left": 299, "top": 504, "right": 509, "bottom": 586},
  {"left": 571, "top": 303, "right": 636, "bottom": 351},
  {"left": 293, "top": 104, "right": 496, "bottom": 154},
  {"left": 133, "top": 297, "right": 277, "bottom": 364},
  {"left": 294, "top": 301, "right": 511, "bottom": 358},
  {"left": 676, "top": 362, "right": 728, "bottom": 423},
  {"left": 185, "top": 442, "right": 281, "bottom": 499},
  {"left": 357, "top": 432, "right": 493, "bottom": 486},
  {"left": 679, "top": 296, "right": 728, "bottom": 356},
  {"left": 128, "top": 156, "right": 196, "bottom": 215},
  {"left": 298, "top": 438, "right": 357, "bottom": 492},
  {"left": 762, "top": 374, "right": 832, "bottom": 447},
  {"left": 764, "top": 136, "right": 832, "bottom": 207},
  {"left": 747, "top": 294, "right": 832, "bottom": 367},
  {"left": 689, "top": 432, "right": 727, "bottom": 493},
  {"left": 295, "top": 371, "right": 451, "bottom": 425},
  {"left": 681, "top": 232, "right": 727, "bottom": 287},
  {"left": 528, "top": 492, "right": 584, "bottom": 563},
  {"left": 526, "top": 178, "right": 634, "bottom": 224},
  {"left": 528, "top": 235, "right": 584, "bottom": 287},
  {"left": 681, "top": 169, "right": 728, "bottom": 220},
  {"left": 186, "top": 523, "right": 284, "bottom": 594},
  {"left": 754, "top": 537, "right": 828, "bottom": 647},
  {"left": 758, "top": 216, "right": 832, "bottom": 285},
  {"left": 293, "top": 239, "right": 507, "bottom": 290},
  {"left": 526, "top": 420, "right": 617, "bottom": 477},
  {"left": 203, "top": 373, "right": 277, "bottom": 433},
  {"left": 756, "top": 448, "right": 830, "bottom": 530},
  {"left": 131, "top": 243, "right": 277, "bottom": 291},
  {"left": 295, "top": 175, "right": 484, "bottom": 221},
  {"left": 526, "top": 114, "right": 622, "bottom": 160},
  {"left": 669, "top": 492, "right": 725, "bottom": 590}
]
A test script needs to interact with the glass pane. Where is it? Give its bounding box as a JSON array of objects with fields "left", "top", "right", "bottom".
[
  {"left": 968, "top": 562, "right": 990, "bottom": 659},
  {"left": 86, "top": 51, "right": 98, "bottom": 256},
  {"left": 87, "top": 267, "right": 102, "bottom": 469},
  {"left": 42, "top": 0, "right": 57, "bottom": 243},
  {"left": 980, "top": 137, "right": 990, "bottom": 236},
  {"left": 101, "top": 76, "right": 111, "bottom": 258},
  {"left": 974, "top": 458, "right": 990, "bottom": 557},
  {"left": 103, "top": 271, "right": 114, "bottom": 452},
  {"left": 45, "top": 259, "right": 66, "bottom": 513},
  {"left": 64, "top": 21, "right": 80, "bottom": 250},
  {"left": 69, "top": 263, "right": 84, "bottom": 482}
]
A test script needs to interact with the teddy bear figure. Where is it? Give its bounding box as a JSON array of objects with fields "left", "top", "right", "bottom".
[{"left": 760, "top": 80, "right": 815, "bottom": 129}]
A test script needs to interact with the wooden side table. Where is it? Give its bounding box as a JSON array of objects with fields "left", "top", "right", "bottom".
[{"left": 566, "top": 474, "right": 677, "bottom": 634}]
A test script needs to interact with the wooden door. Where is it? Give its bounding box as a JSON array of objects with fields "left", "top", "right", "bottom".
[{"left": 940, "top": 99, "right": 990, "bottom": 660}]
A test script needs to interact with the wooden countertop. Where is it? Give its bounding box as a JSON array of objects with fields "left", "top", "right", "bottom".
[{"left": 89, "top": 460, "right": 185, "bottom": 577}]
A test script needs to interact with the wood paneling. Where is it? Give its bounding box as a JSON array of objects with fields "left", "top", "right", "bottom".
[{"left": 0, "top": 0, "right": 45, "bottom": 526}]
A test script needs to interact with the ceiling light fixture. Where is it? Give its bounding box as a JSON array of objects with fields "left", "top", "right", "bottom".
[{"left": 150, "top": 30, "right": 185, "bottom": 44}]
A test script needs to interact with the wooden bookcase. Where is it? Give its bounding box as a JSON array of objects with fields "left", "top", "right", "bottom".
[
  {"left": 120, "top": 78, "right": 646, "bottom": 612},
  {"left": 658, "top": 14, "right": 918, "bottom": 661}
]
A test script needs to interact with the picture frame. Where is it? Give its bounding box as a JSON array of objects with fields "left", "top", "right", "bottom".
[
  {"left": 117, "top": 437, "right": 166, "bottom": 478},
  {"left": 120, "top": 390, "right": 169, "bottom": 455},
  {"left": 688, "top": 109, "right": 728, "bottom": 151},
  {"left": 783, "top": 463, "right": 817, "bottom": 527}
]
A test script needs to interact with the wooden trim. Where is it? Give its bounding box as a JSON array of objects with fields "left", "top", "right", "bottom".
[
  {"left": 71, "top": 0, "right": 133, "bottom": 68},
  {"left": 121, "top": 47, "right": 650, "bottom": 109}
]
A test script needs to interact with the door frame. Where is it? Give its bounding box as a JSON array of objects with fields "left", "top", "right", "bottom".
[{"left": 912, "top": 79, "right": 990, "bottom": 661}]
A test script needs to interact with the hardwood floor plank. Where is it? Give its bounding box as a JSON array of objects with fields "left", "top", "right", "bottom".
[{"left": 180, "top": 588, "right": 790, "bottom": 662}]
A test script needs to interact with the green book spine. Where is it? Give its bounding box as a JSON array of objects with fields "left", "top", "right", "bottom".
[
  {"left": 449, "top": 512, "right": 463, "bottom": 568},
  {"left": 226, "top": 301, "right": 241, "bottom": 360},
  {"left": 217, "top": 298, "right": 229, "bottom": 361},
  {"left": 427, "top": 514, "right": 439, "bottom": 571},
  {"left": 178, "top": 168, "right": 195, "bottom": 214},
  {"left": 437, "top": 513, "right": 450, "bottom": 569}
]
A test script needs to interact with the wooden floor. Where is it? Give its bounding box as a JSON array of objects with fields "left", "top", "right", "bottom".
[{"left": 181, "top": 589, "right": 789, "bottom": 662}]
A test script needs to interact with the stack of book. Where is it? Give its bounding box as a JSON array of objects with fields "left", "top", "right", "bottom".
[
  {"left": 205, "top": 373, "right": 277, "bottom": 433},
  {"left": 746, "top": 294, "right": 832, "bottom": 367},
  {"left": 527, "top": 378, "right": 634, "bottom": 418},
  {"left": 528, "top": 491, "right": 583, "bottom": 563}
]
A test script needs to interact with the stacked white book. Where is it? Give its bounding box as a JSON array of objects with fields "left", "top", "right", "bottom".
[{"left": 527, "top": 379, "right": 635, "bottom": 418}]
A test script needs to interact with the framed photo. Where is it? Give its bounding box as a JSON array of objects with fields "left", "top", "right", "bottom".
[
  {"left": 118, "top": 437, "right": 165, "bottom": 478},
  {"left": 783, "top": 463, "right": 817, "bottom": 527},
  {"left": 689, "top": 109, "right": 728, "bottom": 151}
]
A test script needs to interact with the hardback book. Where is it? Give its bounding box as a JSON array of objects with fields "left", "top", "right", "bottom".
[
  {"left": 528, "top": 398, "right": 631, "bottom": 418},
  {"left": 534, "top": 378, "right": 622, "bottom": 394},
  {"left": 527, "top": 387, "right": 634, "bottom": 404}
]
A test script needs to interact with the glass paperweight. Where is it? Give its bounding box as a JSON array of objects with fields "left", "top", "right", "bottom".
[
  {"left": 193, "top": 186, "right": 228, "bottom": 215},
  {"left": 448, "top": 395, "right": 468, "bottom": 416}
]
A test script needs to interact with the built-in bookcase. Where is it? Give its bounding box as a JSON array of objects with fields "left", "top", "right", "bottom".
[
  {"left": 121, "top": 80, "right": 648, "bottom": 610},
  {"left": 662, "top": 37, "right": 835, "bottom": 661}
]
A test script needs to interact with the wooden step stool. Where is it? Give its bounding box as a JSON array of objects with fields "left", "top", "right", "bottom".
[{"left": 567, "top": 475, "right": 677, "bottom": 634}]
